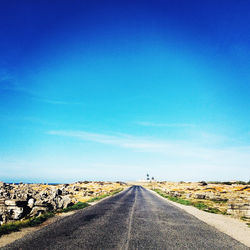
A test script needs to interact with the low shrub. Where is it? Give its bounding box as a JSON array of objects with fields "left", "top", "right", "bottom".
[
  {"left": 153, "top": 189, "right": 222, "bottom": 214},
  {"left": 168, "top": 196, "right": 192, "bottom": 206},
  {"left": 87, "top": 188, "right": 123, "bottom": 203},
  {"left": 58, "top": 202, "right": 89, "bottom": 213}
]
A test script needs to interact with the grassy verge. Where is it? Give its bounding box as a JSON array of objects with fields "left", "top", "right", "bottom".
[
  {"left": 87, "top": 188, "right": 124, "bottom": 203},
  {"left": 0, "top": 212, "right": 55, "bottom": 236},
  {"left": 58, "top": 202, "right": 89, "bottom": 213},
  {"left": 153, "top": 189, "right": 223, "bottom": 214}
]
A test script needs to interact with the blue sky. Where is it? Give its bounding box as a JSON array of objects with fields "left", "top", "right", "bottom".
[{"left": 0, "top": 0, "right": 250, "bottom": 182}]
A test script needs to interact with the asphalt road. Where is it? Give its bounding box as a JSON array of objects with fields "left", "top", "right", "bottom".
[{"left": 3, "top": 186, "right": 248, "bottom": 250}]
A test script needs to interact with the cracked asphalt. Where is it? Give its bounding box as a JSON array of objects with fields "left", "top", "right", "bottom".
[{"left": 3, "top": 186, "right": 248, "bottom": 250}]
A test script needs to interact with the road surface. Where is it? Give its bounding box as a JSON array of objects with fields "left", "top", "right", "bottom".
[{"left": 3, "top": 186, "right": 248, "bottom": 249}]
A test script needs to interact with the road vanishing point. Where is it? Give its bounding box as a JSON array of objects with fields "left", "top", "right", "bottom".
[{"left": 3, "top": 186, "right": 248, "bottom": 250}]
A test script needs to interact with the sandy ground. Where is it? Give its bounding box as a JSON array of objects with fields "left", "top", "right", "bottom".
[{"left": 150, "top": 189, "right": 250, "bottom": 248}]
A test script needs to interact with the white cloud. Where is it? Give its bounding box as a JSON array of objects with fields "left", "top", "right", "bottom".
[
  {"left": 48, "top": 130, "right": 250, "bottom": 166},
  {"left": 2, "top": 130, "right": 249, "bottom": 182}
]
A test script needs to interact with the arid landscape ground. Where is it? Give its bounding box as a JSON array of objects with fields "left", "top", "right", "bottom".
[
  {"left": 0, "top": 181, "right": 249, "bottom": 248},
  {"left": 141, "top": 181, "right": 250, "bottom": 220},
  {"left": 0, "top": 181, "right": 126, "bottom": 225}
]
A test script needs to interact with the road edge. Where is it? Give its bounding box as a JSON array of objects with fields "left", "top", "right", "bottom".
[
  {"left": 148, "top": 188, "right": 250, "bottom": 248},
  {"left": 0, "top": 187, "right": 129, "bottom": 248}
]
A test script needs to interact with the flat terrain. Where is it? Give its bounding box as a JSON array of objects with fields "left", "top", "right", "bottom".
[
  {"left": 3, "top": 186, "right": 248, "bottom": 250},
  {"left": 139, "top": 181, "right": 250, "bottom": 218}
]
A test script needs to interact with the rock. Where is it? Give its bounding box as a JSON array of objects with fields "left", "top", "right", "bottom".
[
  {"left": 173, "top": 191, "right": 181, "bottom": 197},
  {"left": 227, "top": 200, "right": 250, "bottom": 218},
  {"left": 30, "top": 206, "right": 48, "bottom": 217},
  {"left": 199, "top": 181, "right": 207, "bottom": 186},
  {"left": 56, "top": 189, "right": 62, "bottom": 196},
  {"left": 39, "top": 191, "right": 48, "bottom": 199},
  {"left": 0, "top": 181, "right": 124, "bottom": 224},
  {"left": 186, "top": 193, "right": 192, "bottom": 199},
  {"left": 5, "top": 200, "right": 17, "bottom": 206},
  {"left": 204, "top": 193, "right": 214, "bottom": 200},
  {"left": 7, "top": 206, "right": 24, "bottom": 220},
  {"left": 194, "top": 193, "right": 206, "bottom": 199},
  {"left": 34, "top": 200, "right": 48, "bottom": 207},
  {"left": 28, "top": 198, "right": 35, "bottom": 208},
  {"left": 5, "top": 200, "right": 27, "bottom": 206},
  {"left": 0, "top": 213, "right": 7, "bottom": 224},
  {"left": 73, "top": 186, "right": 80, "bottom": 191},
  {"left": 57, "top": 196, "right": 73, "bottom": 209},
  {"left": 0, "top": 182, "right": 6, "bottom": 188}
]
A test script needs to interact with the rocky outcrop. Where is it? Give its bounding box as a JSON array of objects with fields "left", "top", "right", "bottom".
[
  {"left": 227, "top": 198, "right": 250, "bottom": 218},
  {"left": 194, "top": 193, "right": 206, "bottom": 199},
  {"left": 0, "top": 181, "right": 125, "bottom": 224},
  {"left": 144, "top": 181, "right": 250, "bottom": 219}
]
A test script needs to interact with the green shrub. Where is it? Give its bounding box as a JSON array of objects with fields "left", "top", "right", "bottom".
[
  {"left": 168, "top": 196, "right": 192, "bottom": 205},
  {"left": 26, "top": 212, "right": 55, "bottom": 226},
  {"left": 87, "top": 194, "right": 109, "bottom": 203},
  {"left": 59, "top": 202, "right": 89, "bottom": 213},
  {"left": 0, "top": 223, "right": 20, "bottom": 235},
  {"left": 193, "top": 202, "right": 208, "bottom": 210}
]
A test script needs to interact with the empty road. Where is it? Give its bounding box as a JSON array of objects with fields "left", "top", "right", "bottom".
[{"left": 3, "top": 186, "right": 248, "bottom": 250}]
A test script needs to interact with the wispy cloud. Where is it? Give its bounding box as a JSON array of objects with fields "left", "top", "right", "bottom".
[
  {"left": 48, "top": 130, "right": 250, "bottom": 166},
  {"left": 49, "top": 130, "right": 179, "bottom": 152},
  {"left": 135, "top": 121, "right": 196, "bottom": 128},
  {"left": 1, "top": 130, "right": 249, "bottom": 182}
]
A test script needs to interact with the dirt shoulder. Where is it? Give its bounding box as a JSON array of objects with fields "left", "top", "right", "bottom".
[
  {"left": 150, "top": 189, "right": 250, "bottom": 247},
  {"left": 0, "top": 212, "right": 74, "bottom": 248}
]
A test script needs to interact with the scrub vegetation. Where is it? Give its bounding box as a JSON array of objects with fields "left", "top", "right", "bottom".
[
  {"left": 153, "top": 189, "right": 223, "bottom": 214},
  {"left": 87, "top": 188, "right": 124, "bottom": 203}
]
